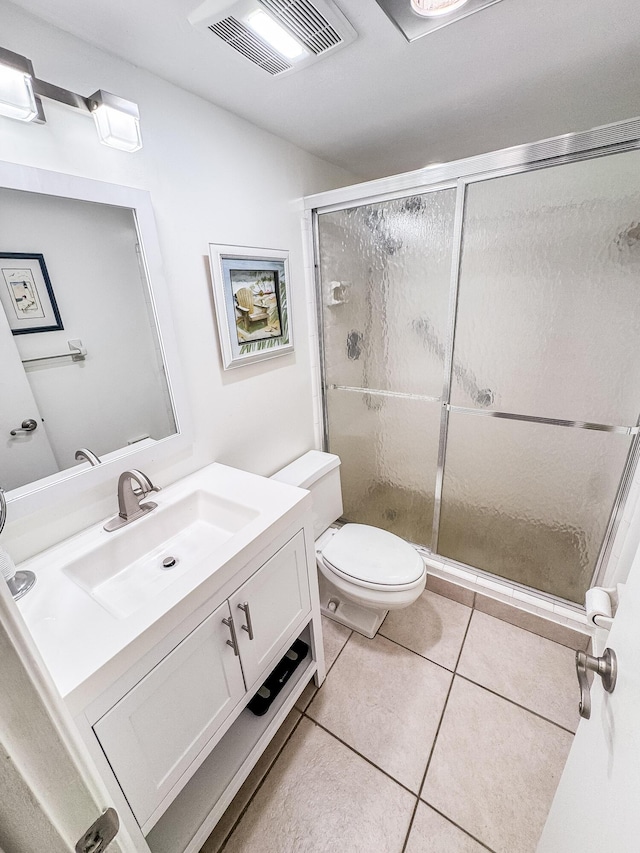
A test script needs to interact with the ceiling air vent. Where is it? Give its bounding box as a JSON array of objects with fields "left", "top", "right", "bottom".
[
  {"left": 259, "top": 0, "right": 342, "bottom": 55},
  {"left": 210, "top": 17, "right": 293, "bottom": 74},
  {"left": 189, "top": 0, "right": 356, "bottom": 76}
]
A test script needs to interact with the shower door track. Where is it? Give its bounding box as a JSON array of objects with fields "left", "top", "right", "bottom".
[{"left": 311, "top": 116, "right": 640, "bottom": 604}]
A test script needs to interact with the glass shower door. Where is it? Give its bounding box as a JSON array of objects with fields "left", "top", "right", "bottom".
[
  {"left": 317, "top": 189, "right": 456, "bottom": 548},
  {"left": 438, "top": 150, "right": 640, "bottom": 602}
]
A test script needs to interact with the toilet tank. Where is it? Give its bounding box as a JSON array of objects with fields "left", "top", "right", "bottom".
[{"left": 271, "top": 451, "right": 343, "bottom": 537}]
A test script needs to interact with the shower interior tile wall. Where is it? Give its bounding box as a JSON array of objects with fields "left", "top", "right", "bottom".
[{"left": 201, "top": 587, "right": 583, "bottom": 853}]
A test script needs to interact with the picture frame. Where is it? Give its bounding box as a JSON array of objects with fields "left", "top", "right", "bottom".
[
  {"left": 0, "top": 252, "right": 63, "bottom": 334},
  {"left": 208, "top": 243, "right": 294, "bottom": 369}
]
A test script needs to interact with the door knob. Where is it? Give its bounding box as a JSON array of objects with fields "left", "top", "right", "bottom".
[
  {"left": 10, "top": 418, "right": 38, "bottom": 436},
  {"left": 575, "top": 648, "right": 617, "bottom": 720}
]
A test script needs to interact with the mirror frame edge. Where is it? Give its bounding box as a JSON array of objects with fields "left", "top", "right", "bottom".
[{"left": 0, "top": 159, "right": 192, "bottom": 522}]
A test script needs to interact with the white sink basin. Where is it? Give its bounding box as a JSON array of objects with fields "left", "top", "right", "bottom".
[
  {"left": 17, "top": 461, "right": 311, "bottom": 705},
  {"left": 63, "top": 490, "right": 259, "bottom": 619}
]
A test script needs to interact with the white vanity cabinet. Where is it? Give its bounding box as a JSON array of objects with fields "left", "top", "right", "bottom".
[
  {"left": 92, "top": 531, "right": 311, "bottom": 830},
  {"left": 17, "top": 463, "right": 324, "bottom": 853},
  {"left": 75, "top": 525, "right": 322, "bottom": 853}
]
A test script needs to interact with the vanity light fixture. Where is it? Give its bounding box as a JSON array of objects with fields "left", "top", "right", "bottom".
[
  {"left": 0, "top": 46, "right": 142, "bottom": 152},
  {"left": 0, "top": 59, "right": 38, "bottom": 121},
  {"left": 88, "top": 90, "right": 142, "bottom": 152}
]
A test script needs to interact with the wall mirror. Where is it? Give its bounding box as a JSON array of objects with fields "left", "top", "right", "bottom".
[{"left": 0, "top": 162, "right": 189, "bottom": 520}]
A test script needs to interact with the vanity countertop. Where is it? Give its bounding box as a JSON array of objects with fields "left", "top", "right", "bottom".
[{"left": 17, "top": 463, "right": 311, "bottom": 712}]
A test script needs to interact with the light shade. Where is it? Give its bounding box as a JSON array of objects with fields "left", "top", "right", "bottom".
[
  {"left": 0, "top": 63, "right": 37, "bottom": 122},
  {"left": 410, "top": 0, "right": 470, "bottom": 16},
  {"left": 246, "top": 9, "right": 306, "bottom": 59},
  {"left": 89, "top": 90, "right": 142, "bottom": 152}
]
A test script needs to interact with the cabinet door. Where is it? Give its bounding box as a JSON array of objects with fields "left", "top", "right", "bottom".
[
  {"left": 93, "top": 600, "right": 245, "bottom": 829},
  {"left": 230, "top": 531, "right": 311, "bottom": 687}
]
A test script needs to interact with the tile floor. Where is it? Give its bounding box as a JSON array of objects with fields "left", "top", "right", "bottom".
[{"left": 200, "top": 590, "right": 582, "bottom": 853}]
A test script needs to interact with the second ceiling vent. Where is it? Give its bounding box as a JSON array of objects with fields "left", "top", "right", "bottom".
[{"left": 189, "top": 0, "right": 357, "bottom": 76}]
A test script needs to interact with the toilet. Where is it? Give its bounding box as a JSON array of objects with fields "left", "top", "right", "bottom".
[{"left": 271, "top": 450, "right": 427, "bottom": 638}]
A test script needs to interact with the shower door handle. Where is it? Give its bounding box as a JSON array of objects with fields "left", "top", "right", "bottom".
[{"left": 575, "top": 648, "right": 617, "bottom": 720}]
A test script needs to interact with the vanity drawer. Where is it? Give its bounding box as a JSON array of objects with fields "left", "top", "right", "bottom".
[{"left": 93, "top": 599, "right": 245, "bottom": 828}]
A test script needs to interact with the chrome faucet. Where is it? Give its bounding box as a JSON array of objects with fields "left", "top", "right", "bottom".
[
  {"left": 103, "top": 470, "right": 161, "bottom": 532},
  {"left": 75, "top": 448, "right": 102, "bottom": 466},
  {"left": 0, "top": 487, "right": 6, "bottom": 538}
]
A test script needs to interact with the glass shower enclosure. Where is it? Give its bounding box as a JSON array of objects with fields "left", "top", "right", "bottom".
[{"left": 314, "top": 132, "right": 640, "bottom": 605}]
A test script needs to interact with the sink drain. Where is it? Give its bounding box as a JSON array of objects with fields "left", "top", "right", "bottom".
[{"left": 162, "top": 556, "right": 177, "bottom": 570}]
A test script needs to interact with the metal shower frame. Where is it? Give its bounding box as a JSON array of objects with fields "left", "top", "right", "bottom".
[{"left": 306, "top": 117, "right": 640, "bottom": 606}]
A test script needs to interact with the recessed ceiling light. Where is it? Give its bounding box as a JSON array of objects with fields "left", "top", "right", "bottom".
[
  {"left": 410, "top": 0, "right": 470, "bottom": 17},
  {"left": 246, "top": 9, "right": 306, "bottom": 59}
]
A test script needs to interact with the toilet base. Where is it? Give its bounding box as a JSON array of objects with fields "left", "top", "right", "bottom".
[{"left": 318, "top": 572, "right": 388, "bottom": 639}]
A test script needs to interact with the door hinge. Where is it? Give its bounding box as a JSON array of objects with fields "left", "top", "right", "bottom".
[{"left": 75, "top": 808, "right": 120, "bottom": 853}]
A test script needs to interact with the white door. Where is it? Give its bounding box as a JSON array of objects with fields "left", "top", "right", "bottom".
[
  {"left": 230, "top": 531, "right": 311, "bottom": 687},
  {"left": 0, "top": 307, "right": 58, "bottom": 490},
  {"left": 538, "top": 548, "right": 640, "bottom": 851}
]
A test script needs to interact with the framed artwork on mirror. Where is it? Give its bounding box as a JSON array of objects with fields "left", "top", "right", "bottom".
[
  {"left": 0, "top": 252, "right": 63, "bottom": 334},
  {"left": 208, "top": 243, "right": 294, "bottom": 369}
]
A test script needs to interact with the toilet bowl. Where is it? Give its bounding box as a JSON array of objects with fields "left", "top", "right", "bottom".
[{"left": 271, "top": 451, "right": 426, "bottom": 638}]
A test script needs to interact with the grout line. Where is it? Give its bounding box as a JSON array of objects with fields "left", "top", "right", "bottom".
[
  {"left": 418, "top": 801, "right": 497, "bottom": 852},
  {"left": 377, "top": 630, "right": 456, "bottom": 676},
  {"left": 218, "top": 711, "right": 306, "bottom": 853},
  {"left": 301, "top": 714, "right": 420, "bottom": 798},
  {"left": 399, "top": 796, "right": 420, "bottom": 853},
  {"left": 454, "top": 608, "right": 474, "bottom": 671},
  {"left": 454, "top": 673, "right": 577, "bottom": 736},
  {"left": 401, "top": 614, "right": 474, "bottom": 853}
]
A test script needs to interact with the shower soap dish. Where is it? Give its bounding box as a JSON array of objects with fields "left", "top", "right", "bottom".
[{"left": 247, "top": 638, "right": 309, "bottom": 717}]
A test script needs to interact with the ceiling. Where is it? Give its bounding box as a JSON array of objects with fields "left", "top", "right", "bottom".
[{"left": 8, "top": 0, "right": 640, "bottom": 180}]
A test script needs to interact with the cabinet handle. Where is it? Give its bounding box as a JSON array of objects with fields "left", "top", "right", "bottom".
[
  {"left": 222, "top": 616, "right": 239, "bottom": 656},
  {"left": 238, "top": 602, "right": 254, "bottom": 640}
]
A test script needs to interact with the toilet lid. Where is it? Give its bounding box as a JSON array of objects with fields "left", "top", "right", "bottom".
[{"left": 322, "top": 524, "right": 424, "bottom": 587}]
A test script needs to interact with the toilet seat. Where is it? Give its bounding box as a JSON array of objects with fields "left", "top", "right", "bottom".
[{"left": 320, "top": 523, "right": 425, "bottom": 591}]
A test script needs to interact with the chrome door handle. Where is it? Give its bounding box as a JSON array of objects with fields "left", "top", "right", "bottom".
[
  {"left": 238, "top": 602, "right": 254, "bottom": 640},
  {"left": 222, "top": 616, "right": 239, "bottom": 656},
  {"left": 575, "top": 648, "right": 617, "bottom": 720},
  {"left": 10, "top": 418, "right": 38, "bottom": 436}
]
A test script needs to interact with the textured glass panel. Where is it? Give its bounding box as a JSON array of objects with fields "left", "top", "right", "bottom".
[
  {"left": 452, "top": 150, "right": 640, "bottom": 424},
  {"left": 439, "top": 414, "right": 632, "bottom": 602},
  {"left": 326, "top": 388, "right": 440, "bottom": 548},
  {"left": 318, "top": 190, "right": 456, "bottom": 397}
]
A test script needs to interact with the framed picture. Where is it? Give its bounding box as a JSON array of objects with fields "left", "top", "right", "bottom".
[
  {"left": 208, "top": 243, "right": 294, "bottom": 369},
  {"left": 0, "top": 252, "right": 63, "bottom": 334}
]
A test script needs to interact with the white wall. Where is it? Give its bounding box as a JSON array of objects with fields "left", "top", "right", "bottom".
[
  {"left": 0, "top": 1, "right": 354, "bottom": 561},
  {"left": 0, "top": 188, "right": 174, "bottom": 476}
]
